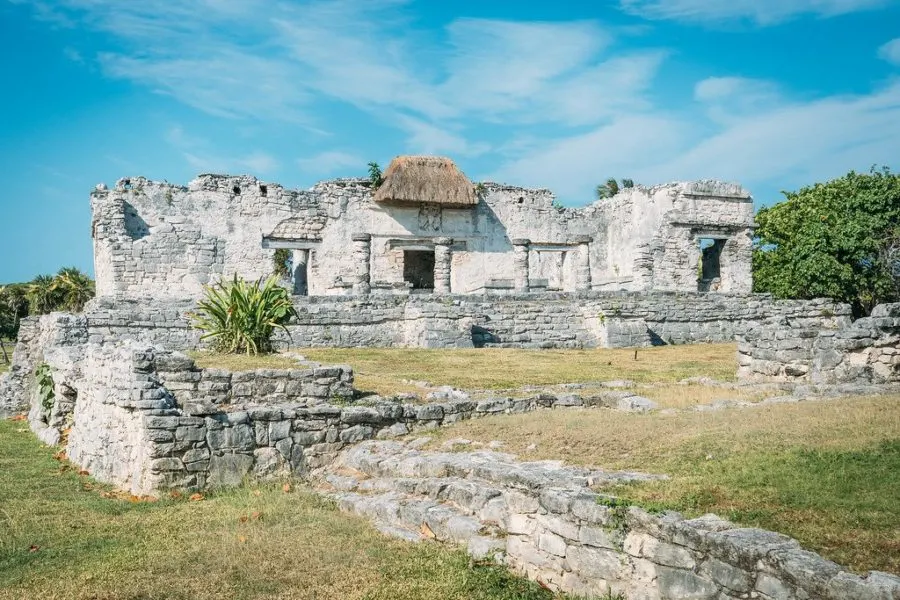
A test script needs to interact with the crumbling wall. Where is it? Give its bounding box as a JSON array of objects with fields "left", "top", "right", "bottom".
[
  {"left": 330, "top": 440, "right": 900, "bottom": 600},
  {"left": 737, "top": 303, "right": 900, "bottom": 384},
  {"left": 91, "top": 174, "right": 755, "bottom": 299},
  {"left": 74, "top": 293, "right": 849, "bottom": 352}
]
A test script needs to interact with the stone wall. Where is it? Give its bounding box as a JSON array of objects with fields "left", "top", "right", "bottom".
[
  {"left": 91, "top": 174, "right": 754, "bottom": 298},
  {"left": 329, "top": 440, "right": 900, "bottom": 600},
  {"left": 737, "top": 303, "right": 900, "bottom": 384},
  {"left": 78, "top": 292, "right": 848, "bottom": 351}
]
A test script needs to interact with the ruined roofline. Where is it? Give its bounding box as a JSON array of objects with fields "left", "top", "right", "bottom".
[{"left": 93, "top": 174, "right": 750, "bottom": 207}]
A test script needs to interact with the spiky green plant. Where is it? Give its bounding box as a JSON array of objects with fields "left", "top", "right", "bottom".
[{"left": 190, "top": 275, "right": 298, "bottom": 355}]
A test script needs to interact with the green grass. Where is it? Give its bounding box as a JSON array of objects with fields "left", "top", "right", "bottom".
[
  {"left": 426, "top": 395, "right": 900, "bottom": 574},
  {"left": 193, "top": 344, "right": 738, "bottom": 397},
  {"left": 0, "top": 419, "right": 563, "bottom": 600}
]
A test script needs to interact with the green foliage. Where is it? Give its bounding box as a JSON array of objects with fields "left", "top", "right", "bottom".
[
  {"left": 50, "top": 267, "right": 95, "bottom": 312},
  {"left": 367, "top": 161, "right": 384, "bottom": 189},
  {"left": 596, "top": 177, "right": 634, "bottom": 199},
  {"left": 26, "top": 274, "right": 60, "bottom": 315},
  {"left": 753, "top": 167, "right": 900, "bottom": 314},
  {"left": 35, "top": 363, "right": 55, "bottom": 415},
  {"left": 190, "top": 275, "right": 299, "bottom": 355},
  {"left": 0, "top": 284, "right": 28, "bottom": 340},
  {"left": 272, "top": 248, "right": 292, "bottom": 279},
  {"left": 23, "top": 268, "right": 95, "bottom": 315},
  {"left": 474, "top": 182, "right": 487, "bottom": 195}
]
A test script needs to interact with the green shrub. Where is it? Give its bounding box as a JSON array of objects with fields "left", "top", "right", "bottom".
[
  {"left": 190, "top": 275, "right": 298, "bottom": 355},
  {"left": 35, "top": 363, "right": 55, "bottom": 415}
]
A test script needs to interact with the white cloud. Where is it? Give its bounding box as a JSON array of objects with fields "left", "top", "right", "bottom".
[
  {"left": 166, "top": 126, "right": 278, "bottom": 175},
  {"left": 491, "top": 115, "right": 689, "bottom": 201},
  {"left": 396, "top": 116, "right": 491, "bottom": 157},
  {"left": 879, "top": 38, "right": 900, "bottom": 66},
  {"left": 619, "top": 0, "right": 890, "bottom": 25},
  {"left": 491, "top": 80, "right": 900, "bottom": 202},
  {"left": 297, "top": 151, "right": 364, "bottom": 175}
]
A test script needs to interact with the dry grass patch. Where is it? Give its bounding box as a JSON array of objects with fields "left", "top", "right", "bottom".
[
  {"left": 638, "top": 383, "right": 779, "bottom": 410},
  {"left": 426, "top": 395, "right": 900, "bottom": 573},
  {"left": 298, "top": 344, "right": 737, "bottom": 396},
  {"left": 0, "top": 421, "right": 562, "bottom": 600}
]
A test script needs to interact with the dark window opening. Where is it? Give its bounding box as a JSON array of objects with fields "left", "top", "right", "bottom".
[
  {"left": 698, "top": 238, "right": 726, "bottom": 291},
  {"left": 233, "top": 185, "right": 241, "bottom": 195},
  {"left": 403, "top": 250, "right": 435, "bottom": 290},
  {"left": 518, "top": 197, "right": 524, "bottom": 204},
  {"left": 293, "top": 255, "right": 309, "bottom": 296},
  {"left": 259, "top": 184, "right": 268, "bottom": 197}
]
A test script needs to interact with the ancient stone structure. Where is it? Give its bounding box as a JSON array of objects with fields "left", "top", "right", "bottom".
[
  {"left": 737, "top": 302, "right": 900, "bottom": 384},
  {"left": 91, "top": 157, "right": 754, "bottom": 299},
  {"left": 329, "top": 440, "right": 900, "bottom": 600},
  {"left": 77, "top": 292, "right": 846, "bottom": 352}
]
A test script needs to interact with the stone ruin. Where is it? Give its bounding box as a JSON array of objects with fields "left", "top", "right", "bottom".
[
  {"left": 92, "top": 156, "right": 754, "bottom": 299},
  {"left": 1, "top": 155, "right": 898, "bottom": 599}
]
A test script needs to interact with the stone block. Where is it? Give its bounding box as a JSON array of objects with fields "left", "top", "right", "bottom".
[
  {"left": 208, "top": 453, "right": 253, "bottom": 487},
  {"left": 655, "top": 567, "right": 719, "bottom": 600}
]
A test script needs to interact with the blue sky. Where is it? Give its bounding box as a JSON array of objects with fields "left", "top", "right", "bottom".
[{"left": 1, "top": 0, "right": 899, "bottom": 282}]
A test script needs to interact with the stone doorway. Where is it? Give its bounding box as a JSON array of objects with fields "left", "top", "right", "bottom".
[
  {"left": 403, "top": 250, "right": 435, "bottom": 290},
  {"left": 698, "top": 238, "right": 726, "bottom": 291}
]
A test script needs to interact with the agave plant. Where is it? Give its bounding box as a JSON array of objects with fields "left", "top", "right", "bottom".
[{"left": 190, "top": 275, "right": 298, "bottom": 355}]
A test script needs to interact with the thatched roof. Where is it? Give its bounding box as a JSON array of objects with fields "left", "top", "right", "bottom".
[{"left": 373, "top": 156, "right": 476, "bottom": 207}]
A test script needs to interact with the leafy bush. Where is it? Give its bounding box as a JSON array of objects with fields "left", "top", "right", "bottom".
[
  {"left": 753, "top": 167, "right": 900, "bottom": 315},
  {"left": 272, "top": 249, "right": 292, "bottom": 279},
  {"left": 35, "top": 363, "right": 55, "bottom": 415},
  {"left": 191, "top": 275, "right": 298, "bottom": 355}
]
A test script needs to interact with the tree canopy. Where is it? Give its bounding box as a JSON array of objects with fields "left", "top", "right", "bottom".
[{"left": 753, "top": 167, "right": 900, "bottom": 315}]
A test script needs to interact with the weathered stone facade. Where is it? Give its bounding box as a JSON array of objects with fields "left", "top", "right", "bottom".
[
  {"left": 91, "top": 170, "right": 754, "bottom": 299},
  {"left": 737, "top": 302, "right": 900, "bottom": 384},
  {"left": 80, "top": 292, "right": 846, "bottom": 352}
]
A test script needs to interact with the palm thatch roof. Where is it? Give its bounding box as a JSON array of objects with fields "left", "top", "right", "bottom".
[{"left": 373, "top": 156, "right": 476, "bottom": 207}]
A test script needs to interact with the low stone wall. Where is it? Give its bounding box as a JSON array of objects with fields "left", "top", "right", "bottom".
[
  {"left": 328, "top": 440, "right": 900, "bottom": 600},
  {"left": 738, "top": 303, "right": 900, "bottom": 384},
  {"left": 17, "top": 333, "right": 661, "bottom": 495},
  {"left": 79, "top": 292, "right": 848, "bottom": 350}
]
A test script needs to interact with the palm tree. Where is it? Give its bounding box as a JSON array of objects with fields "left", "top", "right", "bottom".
[
  {"left": 51, "top": 267, "right": 95, "bottom": 312},
  {"left": 27, "top": 275, "right": 59, "bottom": 315},
  {"left": 596, "top": 178, "right": 620, "bottom": 199}
]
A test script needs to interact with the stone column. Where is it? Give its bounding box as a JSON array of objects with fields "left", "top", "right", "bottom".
[
  {"left": 351, "top": 233, "right": 371, "bottom": 295},
  {"left": 292, "top": 249, "right": 310, "bottom": 296},
  {"left": 512, "top": 239, "right": 531, "bottom": 292},
  {"left": 433, "top": 237, "right": 453, "bottom": 294},
  {"left": 573, "top": 235, "right": 592, "bottom": 291}
]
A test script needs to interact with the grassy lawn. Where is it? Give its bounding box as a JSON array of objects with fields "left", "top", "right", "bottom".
[
  {"left": 426, "top": 395, "right": 900, "bottom": 574},
  {"left": 193, "top": 344, "right": 738, "bottom": 397},
  {"left": 0, "top": 420, "right": 562, "bottom": 600}
]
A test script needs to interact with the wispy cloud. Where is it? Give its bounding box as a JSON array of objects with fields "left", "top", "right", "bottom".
[
  {"left": 13, "top": 0, "right": 900, "bottom": 205},
  {"left": 493, "top": 80, "right": 900, "bottom": 203},
  {"left": 297, "top": 151, "right": 364, "bottom": 176},
  {"left": 166, "top": 125, "right": 279, "bottom": 175},
  {"left": 619, "top": 0, "right": 890, "bottom": 25},
  {"left": 879, "top": 38, "right": 900, "bottom": 66}
]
